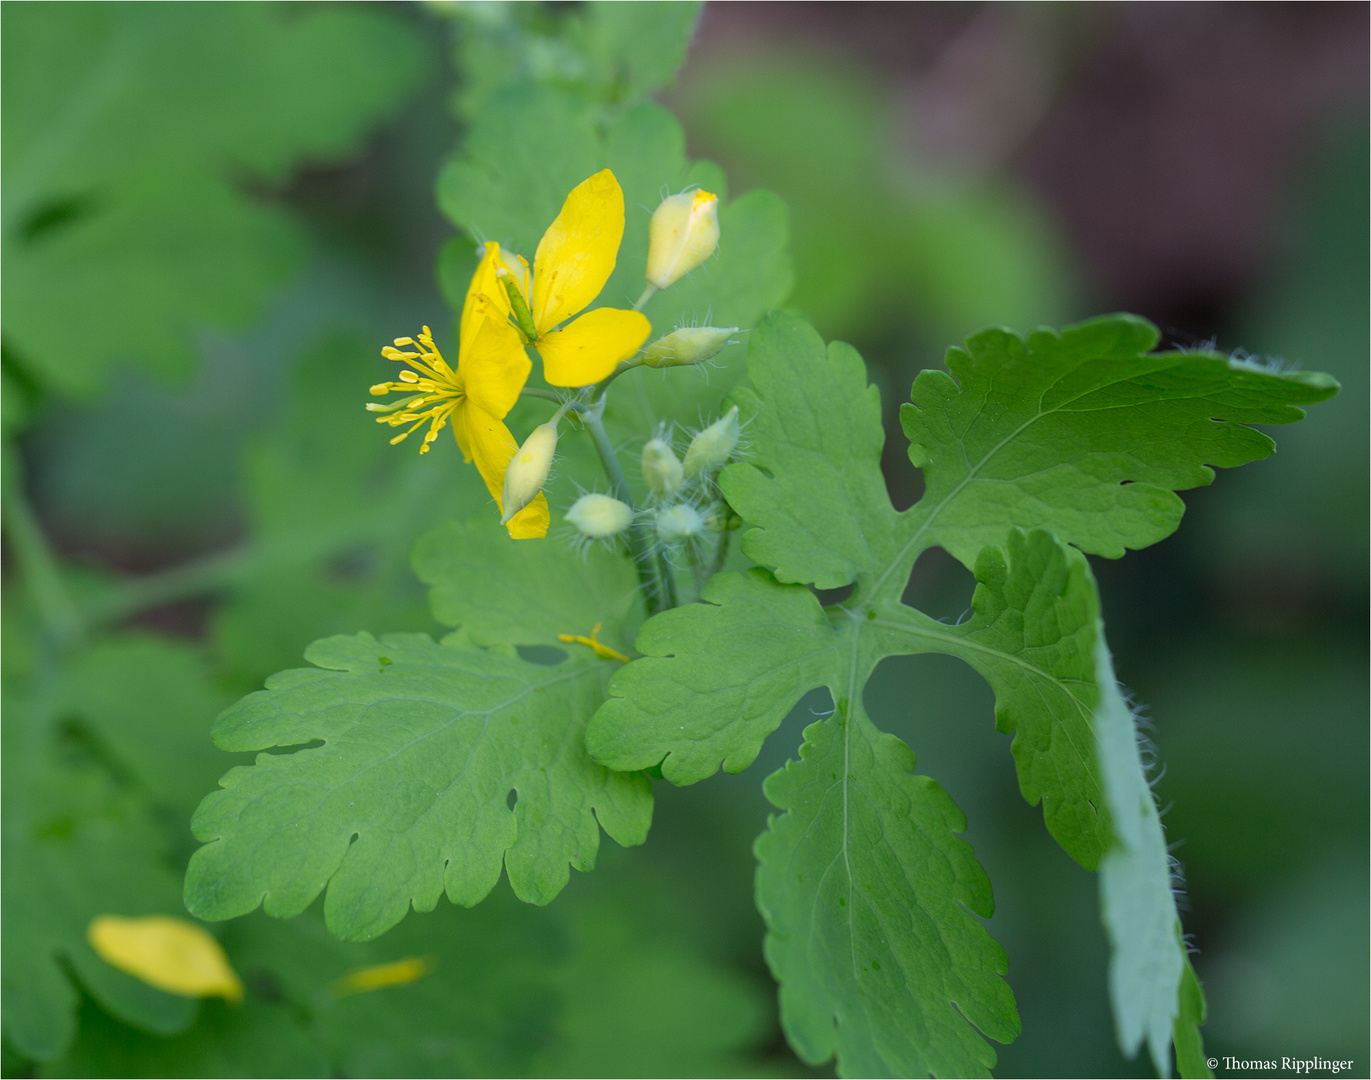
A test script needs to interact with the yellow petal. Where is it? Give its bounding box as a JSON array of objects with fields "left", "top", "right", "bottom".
[
  {"left": 88, "top": 915, "right": 242, "bottom": 1001},
  {"left": 330, "top": 956, "right": 436, "bottom": 998},
  {"left": 537, "top": 307, "right": 652, "bottom": 387},
  {"left": 452, "top": 403, "right": 550, "bottom": 538},
  {"left": 461, "top": 243, "right": 512, "bottom": 350},
  {"left": 460, "top": 303, "right": 530, "bottom": 420},
  {"left": 532, "top": 169, "right": 624, "bottom": 333}
]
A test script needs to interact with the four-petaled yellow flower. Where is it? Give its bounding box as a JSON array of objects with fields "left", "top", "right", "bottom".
[
  {"left": 369, "top": 168, "right": 654, "bottom": 537},
  {"left": 368, "top": 246, "right": 547, "bottom": 537},
  {"left": 493, "top": 169, "right": 651, "bottom": 387}
]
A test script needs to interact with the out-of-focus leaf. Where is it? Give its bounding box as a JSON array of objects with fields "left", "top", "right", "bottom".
[
  {"left": 60, "top": 637, "right": 238, "bottom": 818},
  {"left": 186, "top": 633, "right": 651, "bottom": 940},
  {"left": 448, "top": 1, "right": 701, "bottom": 120},
  {"left": 535, "top": 881, "right": 772, "bottom": 1078},
  {"left": 228, "top": 894, "right": 564, "bottom": 1078},
  {"left": 40, "top": 997, "right": 327, "bottom": 1080},
  {"left": 677, "top": 53, "right": 1072, "bottom": 343},
  {"left": 2, "top": 3, "right": 429, "bottom": 400},
  {"left": 1, "top": 700, "right": 197, "bottom": 1060},
  {"left": 211, "top": 334, "right": 485, "bottom": 686}
]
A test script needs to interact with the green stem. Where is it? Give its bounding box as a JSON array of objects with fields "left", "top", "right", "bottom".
[
  {"left": 582, "top": 408, "right": 669, "bottom": 613},
  {"left": 84, "top": 545, "right": 254, "bottom": 627},
  {"left": 2, "top": 474, "right": 84, "bottom": 650},
  {"left": 589, "top": 358, "right": 640, "bottom": 405},
  {"left": 633, "top": 284, "right": 658, "bottom": 312}
]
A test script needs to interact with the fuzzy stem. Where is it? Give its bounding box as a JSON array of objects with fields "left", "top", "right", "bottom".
[
  {"left": 519, "top": 387, "right": 567, "bottom": 405},
  {"left": 633, "top": 284, "right": 658, "bottom": 312},
  {"left": 582, "top": 408, "right": 669, "bottom": 613}
]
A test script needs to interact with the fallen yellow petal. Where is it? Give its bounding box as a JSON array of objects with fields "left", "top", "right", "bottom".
[
  {"left": 88, "top": 915, "right": 243, "bottom": 1002},
  {"left": 330, "top": 955, "right": 436, "bottom": 998}
]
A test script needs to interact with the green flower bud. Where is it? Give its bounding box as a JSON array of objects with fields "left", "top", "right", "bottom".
[
  {"left": 655, "top": 503, "right": 705, "bottom": 543},
  {"left": 640, "top": 437, "right": 684, "bottom": 498},
  {"left": 566, "top": 493, "right": 634, "bottom": 539},
  {"left": 500, "top": 422, "right": 558, "bottom": 524},
  {"left": 646, "top": 189, "right": 720, "bottom": 290},
  {"left": 682, "top": 406, "right": 740, "bottom": 478},
  {"left": 641, "top": 326, "right": 738, "bottom": 368}
]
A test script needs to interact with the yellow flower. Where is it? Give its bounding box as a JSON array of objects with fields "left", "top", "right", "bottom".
[
  {"left": 368, "top": 245, "right": 548, "bottom": 538},
  {"left": 494, "top": 169, "right": 652, "bottom": 387},
  {"left": 88, "top": 915, "right": 243, "bottom": 1001}
]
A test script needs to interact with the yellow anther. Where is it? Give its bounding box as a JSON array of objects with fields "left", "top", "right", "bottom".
[{"left": 557, "top": 623, "right": 630, "bottom": 663}]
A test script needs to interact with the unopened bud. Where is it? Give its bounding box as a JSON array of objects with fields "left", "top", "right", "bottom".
[
  {"left": 656, "top": 503, "right": 705, "bottom": 543},
  {"left": 642, "top": 326, "right": 738, "bottom": 368},
  {"left": 682, "top": 406, "right": 740, "bottom": 478},
  {"left": 646, "top": 190, "right": 720, "bottom": 290},
  {"left": 566, "top": 493, "right": 634, "bottom": 539},
  {"left": 501, "top": 422, "right": 558, "bottom": 524},
  {"left": 640, "top": 438, "right": 684, "bottom": 498}
]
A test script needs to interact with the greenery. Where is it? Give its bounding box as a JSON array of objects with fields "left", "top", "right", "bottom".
[{"left": 3, "top": 4, "right": 1358, "bottom": 1078}]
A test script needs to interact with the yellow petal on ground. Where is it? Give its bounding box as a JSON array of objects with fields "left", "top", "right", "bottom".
[
  {"left": 451, "top": 404, "right": 550, "bottom": 538},
  {"left": 460, "top": 305, "right": 530, "bottom": 420},
  {"left": 537, "top": 307, "right": 652, "bottom": 387},
  {"left": 88, "top": 915, "right": 243, "bottom": 1002},
  {"left": 531, "top": 169, "right": 624, "bottom": 333},
  {"left": 329, "top": 956, "right": 436, "bottom": 998}
]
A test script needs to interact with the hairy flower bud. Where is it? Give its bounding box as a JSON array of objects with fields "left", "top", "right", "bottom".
[
  {"left": 682, "top": 406, "right": 740, "bottom": 478},
  {"left": 566, "top": 493, "right": 634, "bottom": 539},
  {"left": 640, "top": 437, "right": 684, "bottom": 498},
  {"left": 501, "top": 422, "right": 558, "bottom": 524},
  {"left": 646, "top": 190, "right": 720, "bottom": 290},
  {"left": 641, "top": 326, "right": 738, "bottom": 368},
  {"left": 655, "top": 503, "right": 705, "bottom": 543}
]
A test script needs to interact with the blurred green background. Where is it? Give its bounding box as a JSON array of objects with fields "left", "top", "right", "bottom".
[{"left": 3, "top": 3, "right": 1366, "bottom": 1077}]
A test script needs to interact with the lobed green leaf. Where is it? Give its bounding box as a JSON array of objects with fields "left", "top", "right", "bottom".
[
  {"left": 185, "top": 633, "right": 650, "bottom": 941},
  {"left": 756, "top": 706, "right": 1019, "bottom": 1078},
  {"left": 869, "top": 529, "right": 1111, "bottom": 869},
  {"left": 901, "top": 315, "right": 1340, "bottom": 566},
  {"left": 588, "top": 568, "right": 837, "bottom": 782}
]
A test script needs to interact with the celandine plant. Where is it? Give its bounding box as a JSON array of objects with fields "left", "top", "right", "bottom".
[{"left": 176, "top": 24, "right": 1339, "bottom": 1080}]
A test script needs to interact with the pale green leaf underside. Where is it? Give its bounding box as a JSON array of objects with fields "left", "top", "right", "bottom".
[
  {"left": 185, "top": 632, "right": 650, "bottom": 941},
  {"left": 1094, "top": 634, "right": 1188, "bottom": 1077},
  {"left": 757, "top": 706, "right": 1019, "bottom": 1078}
]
